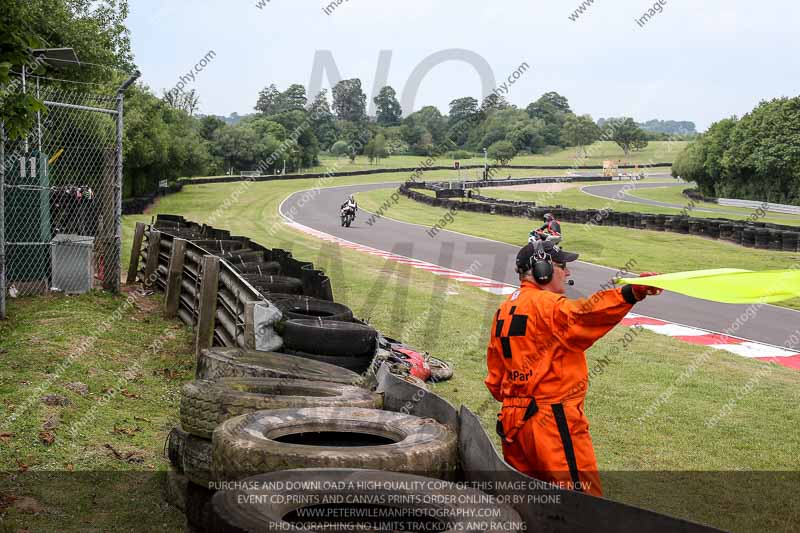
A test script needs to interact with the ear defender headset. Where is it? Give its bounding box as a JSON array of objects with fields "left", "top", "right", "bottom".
[
  {"left": 531, "top": 240, "right": 555, "bottom": 284},
  {"left": 516, "top": 240, "right": 555, "bottom": 284}
]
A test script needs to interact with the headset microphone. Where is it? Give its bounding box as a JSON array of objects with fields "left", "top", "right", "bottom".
[{"left": 567, "top": 280, "right": 575, "bottom": 286}]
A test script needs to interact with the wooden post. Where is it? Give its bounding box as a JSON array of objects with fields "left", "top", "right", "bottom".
[
  {"left": 164, "top": 238, "right": 187, "bottom": 318},
  {"left": 143, "top": 229, "right": 161, "bottom": 288},
  {"left": 126, "top": 222, "right": 146, "bottom": 285},
  {"left": 196, "top": 255, "right": 220, "bottom": 357},
  {"left": 243, "top": 300, "right": 259, "bottom": 350}
]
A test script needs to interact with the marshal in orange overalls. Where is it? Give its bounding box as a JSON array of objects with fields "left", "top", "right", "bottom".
[{"left": 485, "top": 280, "right": 637, "bottom": 497}]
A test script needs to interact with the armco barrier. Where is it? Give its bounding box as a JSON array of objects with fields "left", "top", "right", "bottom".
[
  {"left": 718, "top": 198, "right": 800, "bottom": 216},
  {"left": 401, "top": 185, "right": 800, "bottom": 252},
  {"left": 684, "top": 188, "right": 800, "bottom": 216}
]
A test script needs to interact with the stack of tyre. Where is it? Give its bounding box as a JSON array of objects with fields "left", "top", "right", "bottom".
[{"left": 164, "top": 347, "right": 518, "bottom": 531}]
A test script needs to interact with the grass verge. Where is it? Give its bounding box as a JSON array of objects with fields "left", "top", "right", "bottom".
[{"left": 0, "top": 290, "right": 193, "bottom": 531}]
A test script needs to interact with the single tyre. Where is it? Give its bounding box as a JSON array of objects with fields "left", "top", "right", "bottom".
[
  {"left": 230, "top": 260, "right": 281, "bottom": 275},
  {"left": 281, "top": 319, "right": 378, "bottom": 357},
  {"left": 279, "top": 348, "right": 375, "bottom": 374},
  {"left": 272, "top": 295, "right": 353, "bottom": 322},
  {"left": 180, "top": 378, "right": 383, "bottom": 439},
  {"left": 210, "top": 469, "right": 523, "bottom": 533},
  {"left": 428, "top": 357, "right": 454, "bottom": 382},
  {"left": 242, "top": 274, "right": 303, "bottom": 295},
  {"left": 166, "top": 425, "right": 189, "bottom": 472},
  {"left": 212, "top": 407, "right": 458, "bottom": 481},
  {"left": 196, "top": 348, "right": 363, "bottom": 386},
  {"left": 162, "top": 469, "right": 189, "bottom": 512},
  {"left": 183, "top": 433, "right": 214, "bottom": 488}
]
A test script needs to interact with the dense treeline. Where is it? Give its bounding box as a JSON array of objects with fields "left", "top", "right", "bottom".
[
  {"left": 672, "top": 96, "right": 800, "bottom": 205},
  {"left": 5, "top": 0, "right": 686, "bottom": 200}
]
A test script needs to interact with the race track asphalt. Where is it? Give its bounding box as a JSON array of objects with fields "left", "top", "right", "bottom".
[
  {"left": 282, "top": 181, "right": 799, "bottom": 347},
  {"left": 580, "top": 181, "right": 746, "bottom": 216}
]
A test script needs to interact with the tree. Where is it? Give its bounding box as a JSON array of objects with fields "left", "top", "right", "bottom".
[
  {"left": 528, "top": 92, "right": 571, "bottom": 117},
  {"left": 481, "top": 93, "right": 511, "bottom": 112},
  {"left": 282, "top": 84, "right": 307, "bottom": 111},
  {"left": 488, "top": 140, "right": 518, "bottom": 166},
  {"left": 308, "top": 89, "right": 337, "bottom": 150},
  {"left": 163, "top": 88, "right": 200, "bottom": 115},
  {"left": 402, "top": 106, "right": 448, "bottom": 153},
  {"left": 542, "top": 92, "right": 571, "bottom": 113},
  {"left": 0, "top": 2, "right": 46, "bottom": 139},
  {"left": 364, "top": 133, "right": 388, "bottom": 164},
  {"left": 4, "top": 0, "right": 134, "bottom": 139},
  {"left": 255, "top": 83, "right": 307, "bottom": 115},
  {"left": 722, "top": 97, "right": 800, "bottom": 203},
  {"left": 330, "top": 140, "right": 349, "bottom": 156},
  {"left": 610, "top": 118, "right": 648, "bottom": 157},
  {"left": 332, "top": 79, "right": 367, "bottom": 122},
  {"left": 337, "top": 120, "right": 371, "bottom": 161},
  {"left": 255, "top": 84, "right": 281, "bottom": 115},
  {"left": 374, "top": 86, "right": 402, "bottom": 125},
  {"left": 199, "top": 115, "right": 226, "bottom": 141},
  {"left": 562, "top": 114, "right": 601, "bottom": 157},
  {"left": 448, "top": 97, "right": 479, "bottom": 126},
  {"left": 447, "top": 97, "right": 480, "bottom": 145}
]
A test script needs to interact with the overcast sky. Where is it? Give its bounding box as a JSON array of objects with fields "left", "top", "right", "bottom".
[{"left": 127, "top": 0, "right": 799, "bottom": 131}]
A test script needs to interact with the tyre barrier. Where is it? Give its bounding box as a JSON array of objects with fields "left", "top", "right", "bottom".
[
  {"left": 279, "top": 346, "right": 376, "bottom": 374},
  {"left": 240, "top": 274, "right": 304, "bottom": 295},
  {"left": 183, "top": 432, "right": 215, "bottom": 487},
  {"left": 755, "top": 228, "right": 771, "bottom": 249},
  {"left": 280, "top": 318, "right": 379, "bottom": 358},
  {"left": 166, "top": 425, "right": 189, "bottom": 473},
  {"left": 180, "top": 377, "right": 383, "bottom": 439},
  {"left": 783, "top": 231, "right": 799, "bottom": 252},
  {"left": 196, "top": 347, "right": 363, "bottom": 386},
  {"left": 270, "top": 294, "right": 354, "bottom": 322},
  {"left": 228, "top": 260, "right": 281, "bottom": 275},
  {"left": 400, "top": 184, "right": 800, "bottom": 252},
  {"left": 211, "top": 407, "right": 459, "bottom": 481},
  {"left": 769, "top": 230, "right": 784, "bottom": 251},
  {"left": 209, "top": 469, "right": 524, "bottom": 533},
  {"left": 742, "top": 228, "right": 756, "bottom": 248}
]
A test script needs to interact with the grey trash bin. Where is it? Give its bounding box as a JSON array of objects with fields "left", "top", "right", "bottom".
[{"left": 50, "top": 234, "right": 95, "bottom": 294}]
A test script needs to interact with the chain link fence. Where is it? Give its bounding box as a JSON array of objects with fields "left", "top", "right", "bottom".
[{"left": 1, "top": 71, "right": 138, "bottom": 318}]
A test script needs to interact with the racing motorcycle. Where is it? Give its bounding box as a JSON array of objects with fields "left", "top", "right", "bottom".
[
  {"left": 528, "top": 229, "right": 562, "bottom": 245},
  {"left": 340, "top": 205, "right": 356, "bottom": 227}
]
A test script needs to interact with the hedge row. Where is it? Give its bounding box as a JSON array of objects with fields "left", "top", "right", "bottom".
[{"left": 400, "top": 185, "right": 800, "bottom": 253}]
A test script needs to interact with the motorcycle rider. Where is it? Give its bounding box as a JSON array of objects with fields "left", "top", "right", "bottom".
[
  {"left": 529, "top": 213, "right": 562, "bottom": 243},
  {"left": 341, "top": 194, "right": 358, "bottom": 216}
]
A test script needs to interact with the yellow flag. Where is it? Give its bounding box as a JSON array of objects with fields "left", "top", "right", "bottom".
[{"left": 616, "top": 269, "right": 800, "bottom": 304}]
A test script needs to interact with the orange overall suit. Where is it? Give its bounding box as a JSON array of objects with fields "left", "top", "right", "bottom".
[{"left": 485, "top": 281, "right": 638, "bottom": 496}]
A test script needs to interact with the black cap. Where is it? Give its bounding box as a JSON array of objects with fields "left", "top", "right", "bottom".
[{"left": 516, "top": 241, "right": 579, "bottom": 271}]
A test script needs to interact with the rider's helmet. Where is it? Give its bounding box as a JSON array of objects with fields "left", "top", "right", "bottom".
[
  {"left": 348, "top": 194, "right": 355, "bottom": 201},
  {"left": 544, "top": 213, "right": 554, "bottom": 222}
]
